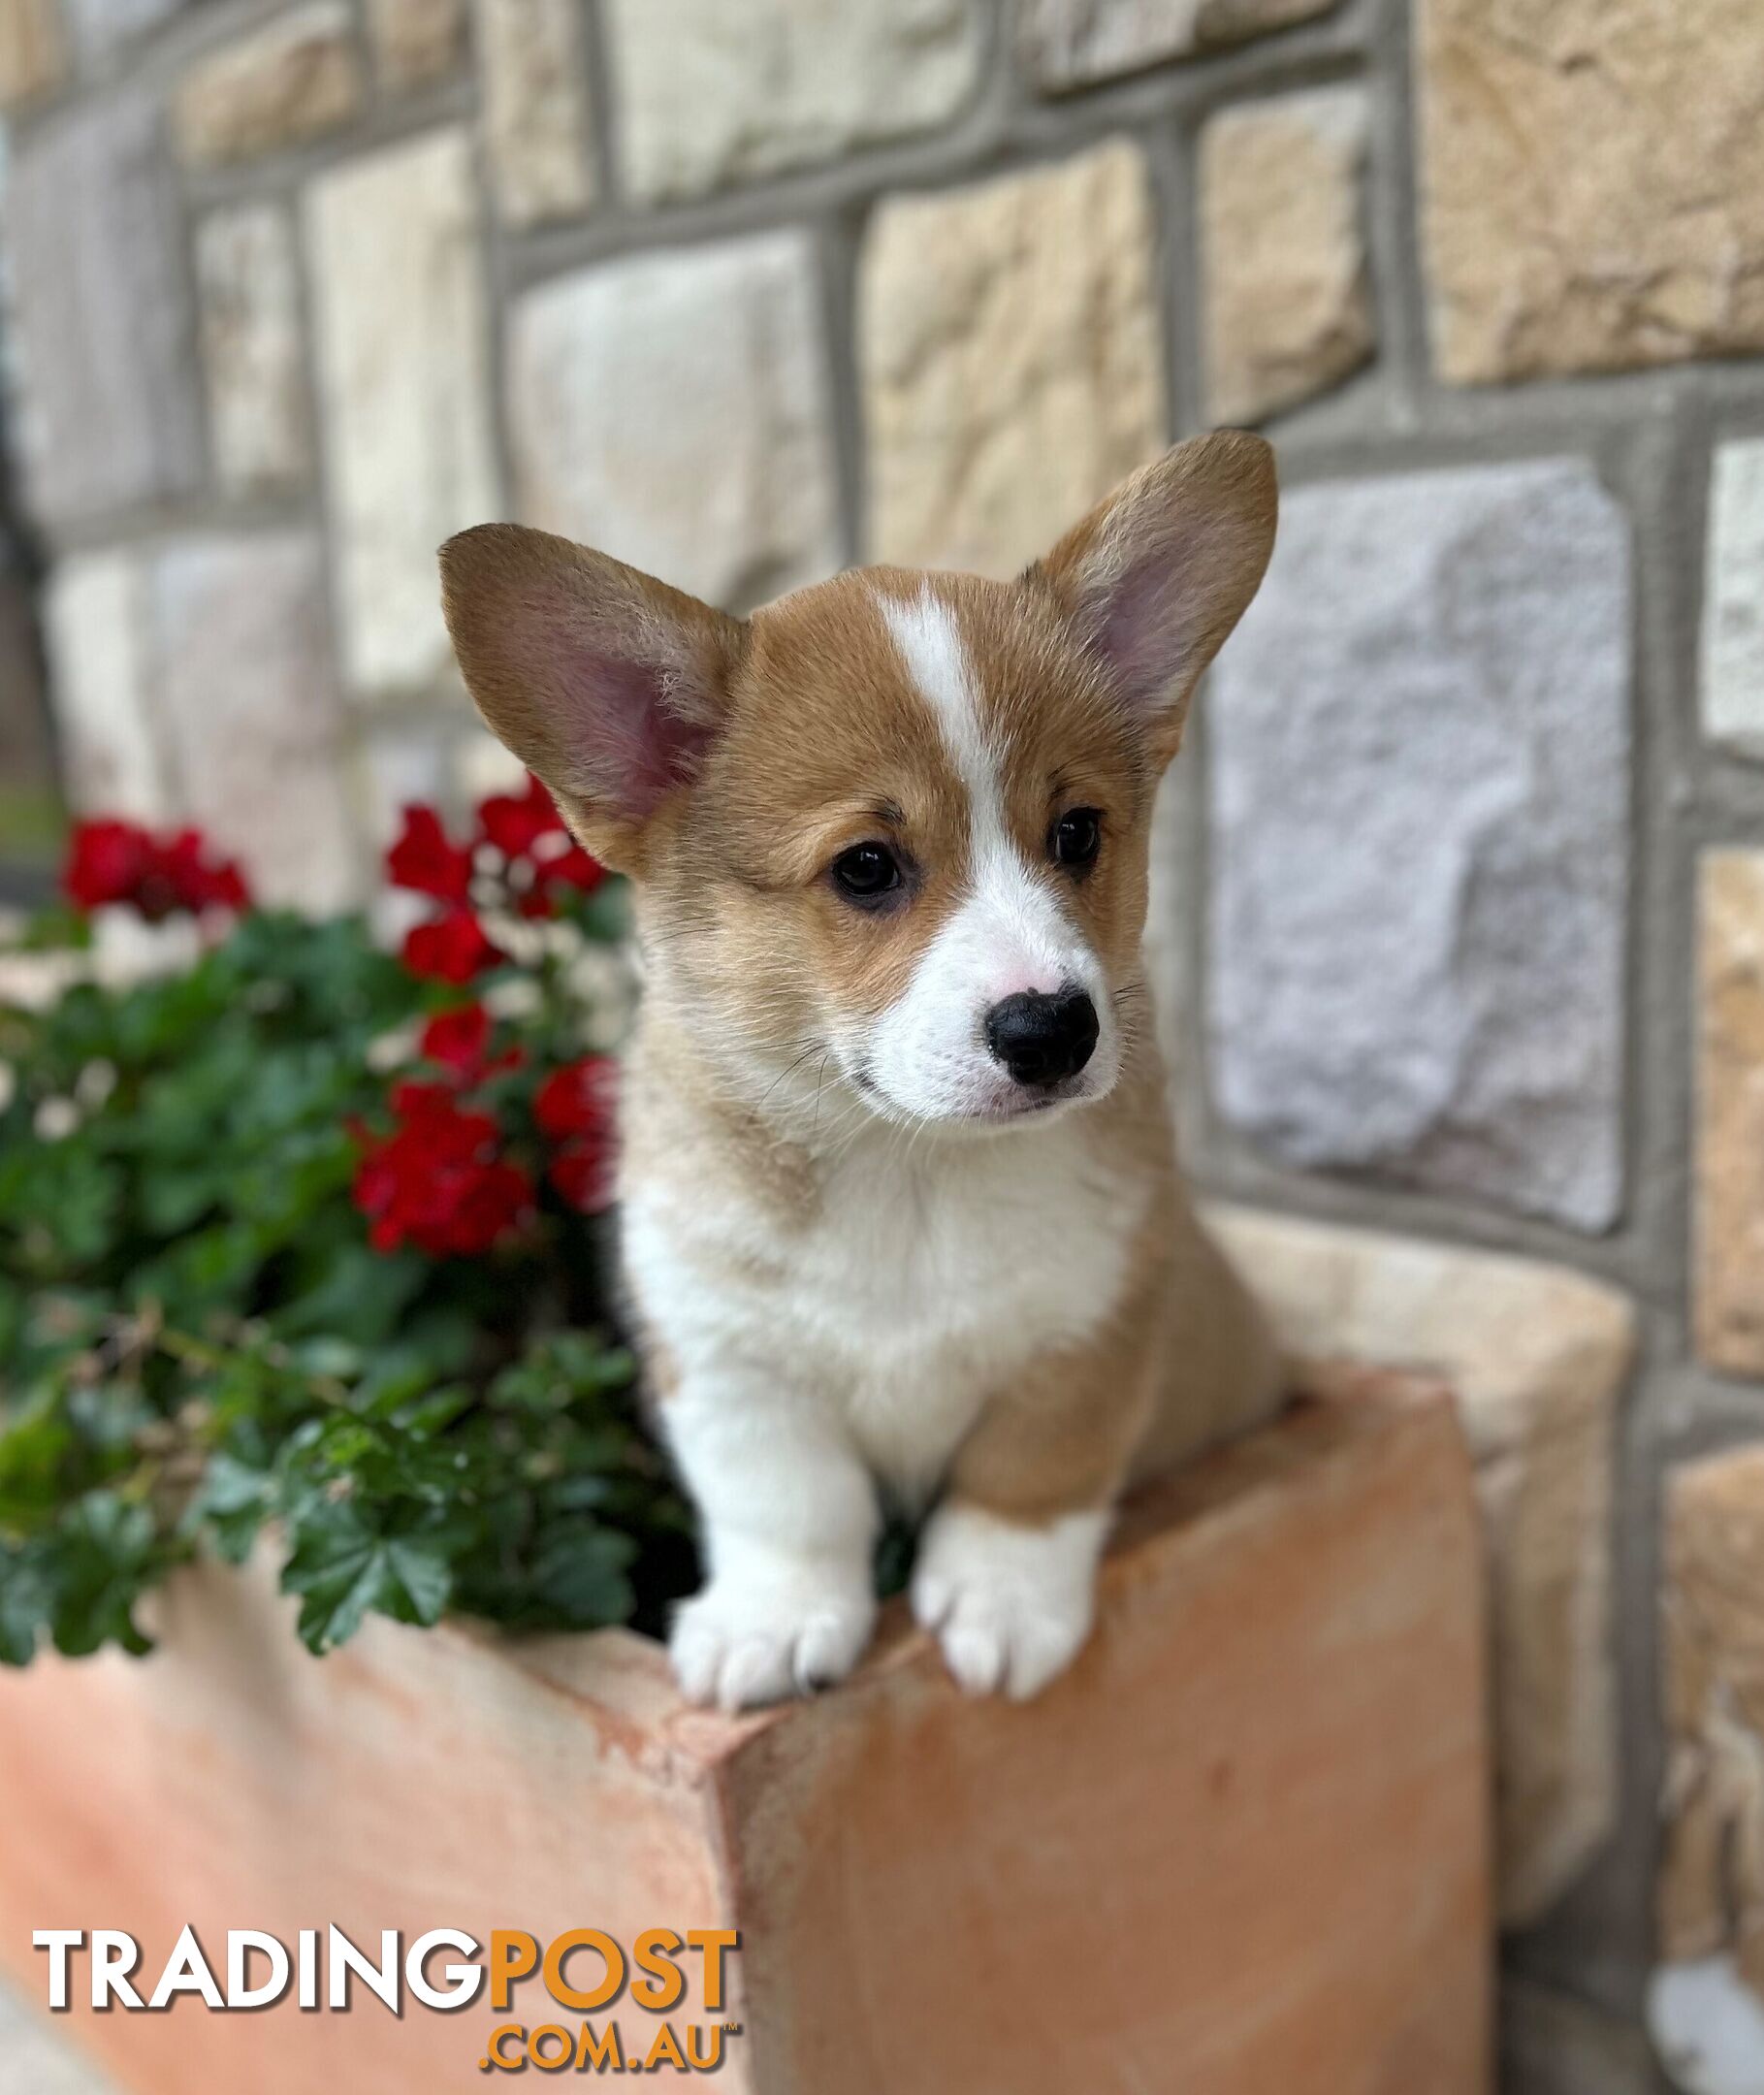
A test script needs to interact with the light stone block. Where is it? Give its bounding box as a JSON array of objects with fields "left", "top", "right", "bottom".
[
  {"left": 195, "top": 203, "right": 309, "bottom": 494},
  {"left": 475, "top": 0, "right": 593, "bottom": 228},
  {"left": 41, "top": 553, "right": 174, "bottom": 822},
  {"left": 861, "top": 142, "right": 1165, "bottom": 578},
  {"left": 1022, "top": 0, "right": 1339, "bottom": 89},
  {"left": 5, "top": 90, "right": 204, "bottom": 527},
  {"left": 1418, "top": 0, "right": 1764, "bottom": 381},
  {"left": 1694, "top": 852, "right": 1764, "bottom": 1377},
  {"left": 305, "top": 126, "right": 500, "bottom": 699},
  {"left": 1701, "top": 440, "right": 1764, "bottom": 759},
  {"left": 367, "top": 0, "right": 465, "bottom": 89},
  {"left": 1654, "top": 1442, "right": 1764, "bottom": 2092},
  {"left": 607, "top": 0, "right": 981, "bottom": 203},
  {"left": 149, "top": 534, "right": 361, "bottom": 913},
  {"left": 1212, "top": 1203, "right": 1635, "bottom": 1924},
  {"left": 1200, "top": 86, "right": 1373, "bottom": 425},
  {"left": 1208, "top": 459, "right": 1631, "bottom": 1231},
  {"left": 508, "top": 232, "right": 840, "bottom": 610},
  {"left": 172, "top": 1, "right": 362, "bottom": 170}
]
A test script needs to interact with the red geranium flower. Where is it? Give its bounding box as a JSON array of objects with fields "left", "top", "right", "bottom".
[
  {"left": 447, "top": 1159, "right": 534, "bottom": 1250},
  {"left": 417, "top": 1003, "right": 525, "bottom": 1084},
  {"left": 401, "top": 908, "right": 504, "bottom": 984},
  {"left": 63, "top": 820, "right": 155, "bottom": 910},
  {"left": 549, "top": 1135, "right": 616, "bottom": 1215},
  {"left": 161, "top": 829, "right": 250, "bottom": 912},
  {"left": 352, "top": 1085, "right": 533, "bottom": 1257},
  {"left": 474, "top": 775, "right": 605, "bottom": 917},
  {"left": 420, "top": 1004, "right": 491, "bottom": 1077},
  {"left": 63, "top": 818, "right": 250, "bottom": 920},
  {"left": 387, "top": 805, "right": 473, "bottom": 903},
  {"left": 541, "top": 844, "right": 605, "bottom": 897},
  {"left": 476, "top": 775, "right": 562, "bottom": 858},
  {"left": 534, "top": 1055, "right": 618, "bottom": 1142},
  {"left": 388, "top": 1080, "right": 498, "bottom": 1146}
]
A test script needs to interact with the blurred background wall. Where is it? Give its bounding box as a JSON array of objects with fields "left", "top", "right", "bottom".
[{"left": 0, "top": 1, "right": 1762, "bottom": 2088}]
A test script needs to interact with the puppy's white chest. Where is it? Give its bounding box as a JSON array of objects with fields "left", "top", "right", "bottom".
[
  {"left": 804, "top": 1144, "right": 1108, "bottom": 1362},
  {"left": 638, "top": 1121, "right": 1142, "bottom": 1499}
]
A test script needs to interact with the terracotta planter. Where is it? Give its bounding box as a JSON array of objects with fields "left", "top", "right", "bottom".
[{"left": 0, "top": 1373, "right": 1491, "bottom": 2094}]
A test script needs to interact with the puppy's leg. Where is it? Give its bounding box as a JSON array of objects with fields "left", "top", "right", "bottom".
[
  {"left": 663, "top": 1375, "right": 879, "bottom": 1712},
  {"left": 913, "top": 1351, "right": 1153, "bottom": 1701}
]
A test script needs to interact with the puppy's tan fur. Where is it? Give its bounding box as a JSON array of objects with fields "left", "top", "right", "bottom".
[{"left": 442, "top": 432, "right": 1283, "bottom": 1708}]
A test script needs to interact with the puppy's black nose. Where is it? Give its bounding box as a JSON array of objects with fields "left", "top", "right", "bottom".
[{"left": 984, "top": 986, "right": 1099, "bottom": 1087}]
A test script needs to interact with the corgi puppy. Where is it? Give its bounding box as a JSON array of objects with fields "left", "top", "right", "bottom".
[{"left": 440, "top": 431, "right": 1285, "bottom": 1711}]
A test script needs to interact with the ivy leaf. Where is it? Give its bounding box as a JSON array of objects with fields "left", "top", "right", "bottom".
[
  {"left": 48, "top": 1493, "right": 167, "bottom": 1658},
  {"left": 0, "top": 1547, "right": 48, "bottom": 1666},
  {"left": 280, "top": 1503, "right": 456, "bottom": 1654}
]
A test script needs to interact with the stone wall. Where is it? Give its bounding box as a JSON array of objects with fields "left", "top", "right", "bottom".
[{"left": 3, "top": 0, "right": 1764, "bottom": 2086}]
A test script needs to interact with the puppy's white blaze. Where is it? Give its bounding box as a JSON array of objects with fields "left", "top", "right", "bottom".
[
  {"left": 877, "top": 583, "right": 991, "bottom": 799},
  {"left": 873, "top": 587, "right": 1116, "bottom": 1120}
]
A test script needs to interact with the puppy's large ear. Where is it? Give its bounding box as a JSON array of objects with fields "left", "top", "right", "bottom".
[
  {"left": 1027, "top": 432, "right": 1276, "bottom": 767},
  {"left": 439, "top": 524, "right": 746, "bottom": 872}
]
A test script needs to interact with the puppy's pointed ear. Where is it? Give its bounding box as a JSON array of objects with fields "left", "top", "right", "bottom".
[
  {"left": 1027, "top": 432, "right": 1277, "bottom": 767},
  {"left": 439, "top": 524, "right": 746, "bottom": 871}
]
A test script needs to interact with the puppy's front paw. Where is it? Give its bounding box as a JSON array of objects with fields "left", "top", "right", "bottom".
[
  {"left": 912, "top": 1502, "right": 1108, "bottom": 1701},
  {"left": 670, "top": 1558, "right": 876, "bottom": 1713}
]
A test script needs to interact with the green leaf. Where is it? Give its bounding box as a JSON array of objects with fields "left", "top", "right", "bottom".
[
  {"left": 273, "top": 1241, "right": 426, "bottom": 1349},
  {"left": 280, "top": 1504, "right": 457, "bottom": 1654},
  {"left": 186, "top": 1454, "right": 276, "bottom": 1564},
  {"left": 5, "top": 902, "right": 92, "bottom": 955},
  {"left": 528, "top": 1523, "right": 634, "bottom": 1627},
  {"left": 0, "top": 893, "right": 684, "bottom": 1668},
  {"left": 47, "top": 1492, "right": 168, "bottom": 1659},
  {"left": 569, "top": 882, "right": 631, "bottom": 944},
  {"left": 0, "top": 1547, "right": 48, "bottom": 1665}
]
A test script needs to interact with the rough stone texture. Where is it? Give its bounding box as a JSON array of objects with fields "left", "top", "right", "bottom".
[
  {"left": 42, "top": 540, "right": 358, "bottom": 912},
  {"left": 475, "top": 0, "right": 593, "bottom": 228},
  {"left": 1208, "top": 459, "right": 1632, "bottom": 1233},
  {"left": 172, "top": 1, "right": 362, "bottom": 170},
  {"left": 4, "top": 90, "right": 205, "bottom": 528},
  {"left": 195, "top": 203, "right": 309, "bottom": 494},
  {"left": 607, "top": 0, "right": 983, "bottom": 203},
  {"left": 862, "top": 142, "right": 1165, "bottom": 577},
  {"left": 367, "top": 0, "right": 466, "bottom": 89},
  {"left": 1694, "top": 854, "right": 1764, "bottom": 1377},
  {"left": 305, "top": 126, "right": 499, "bottom": 699},
  {"left": 1419, "top": 0, "right": 1764, "bottom": 384},
  {"left": 1212, "top": 1206, "right": 1634, "bottom": 1927},
  {"left": 1200, "top": 86, "right": 1373, "bottom": 424},
  {"left": 40, "top": 554, "right": 175, "bottom": 822},
  {"left": 509, "top": 232, "right": 840, "bottom": 611},
  {"left": 0, "top": 0, "right": 63, "bottom": 108},
  {"left": 1655, "top": 1443, "right": 1764, "bottom": 2088},
  {"left": 149, "top": 536, "right": 360, "bottom": 913},
  {"left": 1701, "top": 441, "right": 1764, "bottom": 760},
  {"left": 0, "top": 1385, "right": 1491, "bottom": 2095},
  {"left": 1023, "top": 0, "right": 1339, "bottom": 89}
]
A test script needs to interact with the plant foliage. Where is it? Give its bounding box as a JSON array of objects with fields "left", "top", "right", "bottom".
[{"left": 0, "top": 792, "right": 694, "bottom": 1666}]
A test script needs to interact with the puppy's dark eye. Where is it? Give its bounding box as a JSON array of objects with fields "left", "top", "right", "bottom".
[
  {"left": 831, "top": 841, "right": 902, "bottom": 904},
  {"left": 1051, "top": 807, "right": 1102, "bottom": 870}
]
